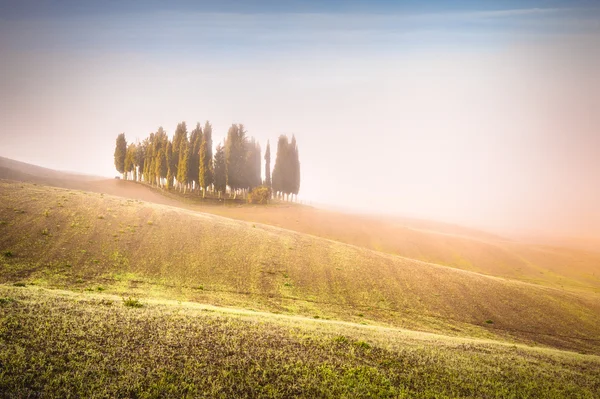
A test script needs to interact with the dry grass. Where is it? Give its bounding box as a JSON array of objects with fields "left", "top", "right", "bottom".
[
  {"left": 1, "top": 285, "right": 599, "bottom": 398},
  {"left": 3, "top": 157, "right": 598, "bottom": 294},
  {"left": 1, "top": 181, "right": 600, "bottom": 355}
]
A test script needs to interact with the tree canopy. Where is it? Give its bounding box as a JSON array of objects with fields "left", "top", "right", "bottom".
[
  {"left": 113, "top": 123, "right": 300, "bottom": 201},
  {"left": 114, "top": 133, "right": 127, "bottom": 176}
]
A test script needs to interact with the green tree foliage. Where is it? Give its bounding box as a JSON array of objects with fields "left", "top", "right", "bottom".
[
  {"left": 177, "top": 139, "right": 190, "bottom": 192},
  {"left": 155, "top": 148, "right": 166, "bottom": 187},
  {"left": 144, "top": 134, "right": 155, "bottom": 185},
  {"left": 124, "top": 143, "right": 136, "bottom": 180},
  {"left": 111, "top": 121, "right": 299, "bottom": 202},
  {"left": 165, "top": 141, "right": 173, "bottom": 190},
  {"left": 135, "top": 142, "right": 146, "bottom": 182},
  {"left": 154, "top": 127, "right": 169, "bottom": 187},
  {"left": 199, "top": 122, "right": 214, "bottom": 196},
  {"left": 175, "top": 124, "right": 189, "bottom": 191},
  {"left": 214, "top": 143, "right": 226, "bottom": 195},
  {"left": 245, "top": 138, "right": 261, "bottom": 190},
  {"left": 290, "top": 135, "right": 301, "bottom": 197},
  {"left": 264, "top": 140, "right": 271, "bottom": 188},
  {"left": 272, "top": 135, "right": 289, "bottom": 198},
  {"left": 188, "top": 123, "right": 203, "bottom": 191},
  {"left": 272, "top": 134, "right": 301, "bottom": 200},
  {"left": 225, "top": 124, "right": 247, "bottom": 193},
  {"left": 114, "top": 133, "right": 127, "bottom": 177},
  {"left": 172, "top": 122, "right": 187, "bottom": 181}
]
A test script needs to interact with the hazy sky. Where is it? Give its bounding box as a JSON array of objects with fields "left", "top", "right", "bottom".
[{"left": 1, "top": 1, "right": 599, "bottom": 237}]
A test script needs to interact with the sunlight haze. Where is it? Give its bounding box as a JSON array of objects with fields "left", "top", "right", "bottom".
[{"left": 1, "top": 1, "right": 599, "bottom": 237}]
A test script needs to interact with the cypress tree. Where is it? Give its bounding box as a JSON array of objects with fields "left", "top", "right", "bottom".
[
  {"left": 172, "top": 122, "right": 187, "bottom": 184},
  {"left": 244, "top": 138, "right": 261, "bottom": 190},
  {"left": 272, "top": 135, "right": 290, "bottom": 199},
  {"left": 264, "top": 140, "right": 271, "bottom": 187},
  {"left": 290, "top": 135, "right": 300, "bottom": 200},
  {"left": 165, "top": 141, "right": 173, "bottom": 190},
  {"left": 135, "top": 142, "right": 146, "bottom": 182},
  {"left": 188, "top": 123, "right": 203, "bottom": 192},
  {"left": 225, "top": 124, "right": 247, "bottom": 196},
  {"left": 176, "top": 124, "right": 189, "bottom": 191},
  {"left": 124, "top": 143, "right": 136, "bottom": 180},
  {"left": 177, "top": 139, "right": 190, "bottom": 193},
  {"left": 155, "top": 148, "right": 165, "bottom": 187},
  {"left": 199, "top": 138, "right": 209, "bottom": 197},
  {"left": 114, "top": 133, "right": 127, "bottom": 178},
  {"left": 199, "top": 122, "right": 213, "bottom": 197},
  {"left": 203, "top": 121, "right": 214, "bottom": 189},
  {"left": 214, "top": 142, "right": 226, "bottom": 197}
]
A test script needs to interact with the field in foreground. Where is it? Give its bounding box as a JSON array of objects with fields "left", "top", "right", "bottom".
[
  {"left": 1, "top": 181, "right": 600, "bottom": 356},
  {"left": 1, "top": 285, "right": 599, "bottom": 398}
]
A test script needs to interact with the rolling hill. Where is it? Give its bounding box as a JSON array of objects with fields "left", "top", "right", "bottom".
[
  {"left": 2, "top": 159, "right": 600, "bottom": 397},
  {"left": 2, "top": 156, "right": 598, "bottom": 296},
  {"left": 1, "top": 180, "right": 599, "bottom": 355}
]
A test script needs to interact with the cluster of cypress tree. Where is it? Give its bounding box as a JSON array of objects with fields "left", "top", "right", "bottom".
[{"left": 114, "top": 122, "right": 300, "bottom": 200}]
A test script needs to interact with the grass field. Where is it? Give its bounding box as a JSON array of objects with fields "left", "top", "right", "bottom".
[
  {"left": 1, "top": 169, "right": 600, "bottom": 397},
  {"left": 1, "top": 181, "right": 600, "bottom": 356},
  {"left": 1, "top": 285, "right": 599, "bottom": 398}
]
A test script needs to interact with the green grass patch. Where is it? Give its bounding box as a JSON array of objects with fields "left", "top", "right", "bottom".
[
  {"left": 0, "top": 287, "right": 598, "bottom": 399},
  {"left": 0, "top": 297, "right": 15, "bottom": 305},
  {"left": 122, "top": 297, "right": 143, "bottom": 308}
]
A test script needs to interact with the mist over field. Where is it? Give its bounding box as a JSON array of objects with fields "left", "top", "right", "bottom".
[{"left": 1, "top": 1, "right": 599, "bottom": 238}]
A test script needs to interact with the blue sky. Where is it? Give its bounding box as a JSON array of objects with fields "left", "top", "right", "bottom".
[
  {"left": 0, "top": 1, "right": 596, "bottom": 17},
  {"left": 1, "top": 0, "right": 598, "bottom": 56}
]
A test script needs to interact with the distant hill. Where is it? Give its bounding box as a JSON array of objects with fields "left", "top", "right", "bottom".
[{"left": 0, "top": 156, "right": 104, "bottom": 185}]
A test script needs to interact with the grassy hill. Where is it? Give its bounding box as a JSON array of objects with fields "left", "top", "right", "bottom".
[
  {"left": 2, "top": 157, "right": 599, "bottom": 296},
  {"left": 2, "top": 285, "right": 599, "bottom": 398},
  {"left": 2, "top": 181, "right": 600, "bottom": 355}
]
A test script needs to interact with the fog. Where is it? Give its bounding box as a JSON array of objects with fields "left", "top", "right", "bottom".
[{"left": 1, "top": 4, "right": 599, "bottom": 238}]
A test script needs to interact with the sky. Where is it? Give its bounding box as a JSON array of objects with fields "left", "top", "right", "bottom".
[{"left": 0, "top": 1, "right": 599, "bottom": 237}]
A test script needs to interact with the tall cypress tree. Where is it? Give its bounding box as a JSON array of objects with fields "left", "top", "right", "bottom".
[
  {"left": 124, "top": 143, "right": 136, "bottom": 180},
  {"left": 155, "top": 148, "right": 165, "bottom": 187},
  {"left": 199, "top": 122, "right": 214, "bottom": 197},
  {"left": 135, "top": 142, "right": 146, "bottom": 182},
  {"left": 214, "top": 142, "right": 226, "bottom": 196},
  {"left": 199, "top": 138, "right": 209, "bottom": 197},
  {"left": 272, "top": 135, "right": 290, "bottom": 199},
  {"left": 176, "top": 124, "right": 189, "bottom": 191},
  {"left": 165, "top": 141, "right": 173, "bottom": 190},
  {"left": 203, "top": 121, "right": 214, "bottom": 188},
  {"left": 177, "top": 139, "right": 190, "bottom": 192},
  {"left": 290, "top": 135, "right": 300, "bottom": 199},
  {"left": 244, "top": 138, "right": 261, "bottom": 190},
  {"left": 225, "top": 124, "right": 247, "bottom": 195},
  {"left": 188, "top": 123, "right": 203, "bottom": 192},
  {"left": 114, "top": 133, "right": 127, "bottom": 178},
  {"left": 172, "top": 122, "right": 187, "bottom": 184},
  {"left": 264, "top": 140, "right": 271, "bottom": 188}
]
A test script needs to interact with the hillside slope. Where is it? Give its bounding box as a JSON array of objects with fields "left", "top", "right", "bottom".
[
  {"left": 2, "top": 285, "right": 599, "bottom": 398},
  {"left": 2, "top": 157, "right": 599, "bottom": 295},
  {"left": 1, "top": 181, "right": 600, "bottom": 354}
]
